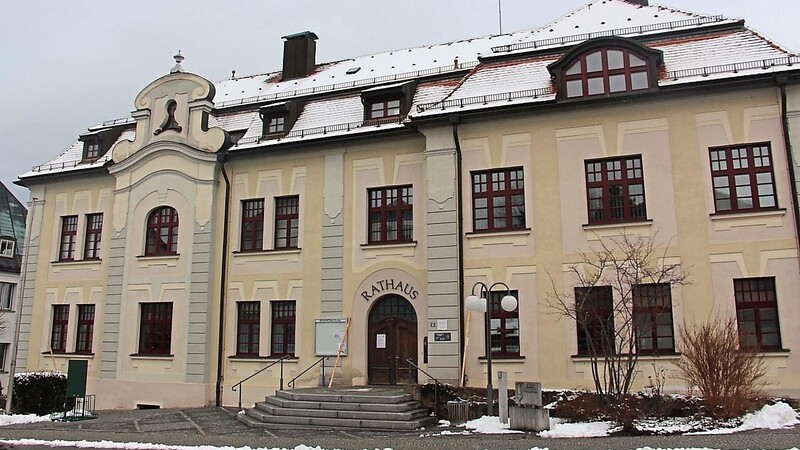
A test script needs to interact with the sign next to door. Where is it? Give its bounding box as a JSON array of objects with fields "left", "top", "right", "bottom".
[{"left": 361, "top": 278, "right": 419, "bottom": 301}]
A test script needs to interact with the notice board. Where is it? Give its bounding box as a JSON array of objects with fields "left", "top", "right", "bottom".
[{"left": 314, "top": 318, "right": 348, "bottom": 356}]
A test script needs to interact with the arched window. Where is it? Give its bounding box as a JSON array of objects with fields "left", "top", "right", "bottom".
[
  {"left": 548, "top": 37, "right": 662, "bottom": 101},
  {"left": 145, "top": 207, "right": 179, "bottom": 256}
]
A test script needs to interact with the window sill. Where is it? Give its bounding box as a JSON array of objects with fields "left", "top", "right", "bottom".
[
  {"left": 136, "top": 254, "right": 180, "bottom": 268},
  {"left": 757, "top": 348, "right": 790, "bottom": 357},
  {"left": 478, "top": 356, "right": 525, "bottom": 363},
  {"left": 571, "top": 352, "right": 680, "bottom": 362},
  {"left": 228, "top": 355, "right": 299, "bottom": 363},
  {"left": 361, "top": 241, "right": 417, "bottom": 258},
  {"left": 130, "top": 354, "right": 174, "bottom": 360},
  {"left": 582, "top": 220, "right": 653, "bottom": 240},
  {"left": 231, "top": 248, "right": 301, "bottom": 263},
  {"left": 40, "top": 352, "right": 95, "bottom": 359},
  {"left": 50, "top": 259, "right": 102, "bottom": 267},
  {"left": 465, "top": 229, "right": 530, "bottom": 248},
  {"left": 709, "top": 208, "right": 786, "bottom": 231}
]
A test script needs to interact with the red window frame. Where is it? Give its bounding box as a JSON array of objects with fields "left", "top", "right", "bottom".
[
  {"left": 368, "top": 185, "right": 413, "bottom": 244},
  {"left": 75, "top": 304, "right": 95, "bottom": 354},
  {"left": 585, "top": 155, "right": 646, "bottom": 224},
  {"left": 734, "top": 277, "right": 782, "bottom": 351},
  {"left": 145, "top": 207, "right": 179, "bottom": 256},
  {"left": 575, "top": 286, "right": 615, "bottom": 356},
  {"left": 236, "top": 302, "right": 260, "bottom": 357},
  {"left": 709, "top": 143, "right": 777, "bottom": 214},
  {"left": 489, "top": 290, "right": 520, "bottom": 357},
  {"left": 274, "top": 196, "right": 299, "bottom": 249},
  {"left": 471, "top": 167, "right": 525, "bottom": 232},
  {"left": 633, "top": 283, "right": 674, "bottom": 354},
  {"left": 138, "top": 302, "right": 173, "bottom": 356},
  {"left": 83, "top": 213, "right": 103, "bottom": 260},
  {"left": 368, "top": 99, "right": 401, "bottom": 120},
  {"left": 564, "top": 48, "right": 650, "bottom": 98},
  {"left": 59, "top": 216, "right": 78, "bottom": 261},
  {"left": 240, "top": 199, "right": 264, "bottom": 252},
  {"left": 51, "top": 304, "right": 69, "bottom": 353},
  {"left": 270, "top": 301, "right": 296, "bottom": 357},
  {"left": 265, "top": 115, "right": 286, "bottom": 136}
]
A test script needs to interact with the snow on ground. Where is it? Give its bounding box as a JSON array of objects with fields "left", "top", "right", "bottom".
[
  {"left": 689, "top": 401, "right": 799, "bottom": 435},
  {"left": 539, "top": 417, "right": 621, "bottom": 438},
  {"left": 0, "top": 442, "right": 335, "bottom": 450},
  {"left": 459, "top": 415, "right": 523, "bottom": 434},
  {"left": 0, "top": 414, "right": 51, "bottom": 426}
]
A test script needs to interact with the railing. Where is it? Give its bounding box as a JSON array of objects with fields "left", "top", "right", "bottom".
[
  {"left": 665, "top": 56, "right": 800, "bottom": 80},
  {"left": 287, "top": 356, "right": 329, "bottom": 388},
  {"left": 231, "top": 355, "right": 290, "bottom": 409},
  {"left": 406, "top": 358, "right": 443, "bottom": 415},
  {"left": 234, "top": 116, "right": 405, "bottom": 147},
  {"left": 416, "top": 88, "right": 553, "bottom": 113},
  {"left": 490, "top": 16, "right": 727, "bottom": 53}
]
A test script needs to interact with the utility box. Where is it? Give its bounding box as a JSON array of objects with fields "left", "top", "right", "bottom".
[{"left": 515, "top": 381, "right": 542, "bottom": 407}]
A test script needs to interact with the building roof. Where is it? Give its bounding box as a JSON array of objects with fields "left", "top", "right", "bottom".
[
  {"left": 19, "top": 0, "right": 800, "bottom": 181},
  {"left": 0, "top": 182, "right": 27, "bottom": 273}
]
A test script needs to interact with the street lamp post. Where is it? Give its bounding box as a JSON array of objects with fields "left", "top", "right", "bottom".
[{"left": 465, "top": 282, "right": 517, "bottom": 416}]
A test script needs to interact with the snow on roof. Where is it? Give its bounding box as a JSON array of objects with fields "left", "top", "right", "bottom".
[{"left": 23, "top": 0, "right": 800, "bottom": 180}]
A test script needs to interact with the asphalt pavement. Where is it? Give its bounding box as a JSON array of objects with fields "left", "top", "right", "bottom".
[{"left": 0, "top": 406, "right": 799, "bottom": 450}]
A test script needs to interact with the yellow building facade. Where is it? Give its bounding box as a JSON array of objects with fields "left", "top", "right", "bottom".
[{"left": 15, "top": 0, "right": 800, "bottom": 409}]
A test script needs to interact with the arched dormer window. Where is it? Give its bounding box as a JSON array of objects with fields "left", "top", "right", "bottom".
[
  {"left": 145, "top": 206, "right": 179, "bottom": 256},
  {"left": 548, "top": 37, "right": 663, "bottom": 101}
]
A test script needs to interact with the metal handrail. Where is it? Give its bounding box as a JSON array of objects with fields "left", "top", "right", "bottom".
[
  {"left": 287, "top": 356, "right": 329, "bottom": 388},
  {"left": 231, "top": 355, "right": 290, "bottom": 409},
  {"left": 406, "top": 358, "right": 443, "bottom": 414}
]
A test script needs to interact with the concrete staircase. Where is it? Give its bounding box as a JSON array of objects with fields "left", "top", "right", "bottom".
[{"left": 237, "top": 386, "right": 437, "bottom": 430}]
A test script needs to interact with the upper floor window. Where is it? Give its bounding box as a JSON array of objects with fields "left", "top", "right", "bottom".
[
  {"left": 368, "top": 99, "right": 401, "bottom": 120},
  {"left": 710, "top": 143, "right": 777, "bottom": 214},
  {"left": 585, "top": 155, "right": 646, "bottom": 224},
  {"left": 240, "top": 199, "right": 264, "bottom": 252},
  {"left": 59, "top": 216, "right": 79, "bottom": 261},
  {"left": 472, "top": 167, "right": 525, "bottom": 232},
  {"left": 265, "top": 114, "right": 287, "bottom": 137},
  {"left": 84, "top": 213, "right": 103, "bottom": 260},
  {"left": 734, "top": 277, "right": 782, "bottom": 351},
  {"left": 83, "top": 142, "right": 101, "bottom": 161},
  {"left": 274, "top": 196, "right": 299, "bottom": 249},
  {"left": 0, "top": 239, "right": 14, "bottom": 257},
  {"left": 368, "top": 185, "right": 413, "bottom": 244},
  {"left": 565, "top": 48, "right": 650, "bottom": 98},
  {"left": 0, "top": 282, "right": 14, "bottom": 310},
  {"left": 145, "top": 207, "right": 179, "bottom": 256}
]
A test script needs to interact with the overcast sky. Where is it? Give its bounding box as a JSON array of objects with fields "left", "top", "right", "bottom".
[{"left": 1, "top": 0, "right": 798, "bottom": 203}]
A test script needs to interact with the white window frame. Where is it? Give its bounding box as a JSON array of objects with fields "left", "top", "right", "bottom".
[
  {"left": 0, "top": 282, "right": 14, "bottom": 310},
  {"left": 0, "top": 239, "right": 14, "bottom": 258}
]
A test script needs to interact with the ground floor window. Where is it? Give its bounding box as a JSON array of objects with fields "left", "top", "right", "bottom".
[
  {"left": 271, "top": 301, "right": 296, "bottom": 357},
  {"left": 734, "top": 277, "right": 782, "bottom": 351},
  {"left": 237, "top": 301, "right": 260, "bottom": 356},
  {"left": 575, "top": 286, "right": 615, "bottom": 355},
  {"left": 489, "top": 290, "right": 520, "bottom": 357},
  {"left": 138, "top": 303, "right": 173, "bottom": 355},
  {"left": 75, "top": 304, "right": 95, "bottom": 354},
  {"left": 51, "top": 305, "right": 69, "bottom": 353},
  {"left": 633, "top": 283, "right": 675, "bottom": 354},
  {"left": 0, "top": 342, "right": 8, "bottom": 370}
]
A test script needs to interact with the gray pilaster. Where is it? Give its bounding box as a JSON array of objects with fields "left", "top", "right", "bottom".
[
  {"left": 186, "top": 222, "right": 215, "bottom": 383},
  {"left": 321, "top": 218, "right": 344, "bottom": 315},
  {"left": 101, "top": 227, "right": 127, "bottom": 379}
]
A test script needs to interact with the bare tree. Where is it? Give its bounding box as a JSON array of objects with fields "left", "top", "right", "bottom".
[{"left": 547, "top": 233, "right": 689, "bottom": 399}]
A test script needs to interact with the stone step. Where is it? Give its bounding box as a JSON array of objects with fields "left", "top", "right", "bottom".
[
  {"left": 254, "top": 401, "right": 431, "bottom": 421},
  {"left": 239, "top": 408, "right": 437, "bottom": 430},
  {"left": 275, "top": 388, "right": 412, "bottom": 404},
  {"left": 265, "top": 395, "right": 422, "bottom": 413}
]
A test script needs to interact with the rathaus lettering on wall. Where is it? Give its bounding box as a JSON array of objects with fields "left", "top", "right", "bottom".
[{"left": 361, "top": 279, "right": 418, "bottom": 301}]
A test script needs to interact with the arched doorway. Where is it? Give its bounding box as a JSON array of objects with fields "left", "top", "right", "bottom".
[{"left": 367, "top": 295, "right": 418, "bottom": 385}]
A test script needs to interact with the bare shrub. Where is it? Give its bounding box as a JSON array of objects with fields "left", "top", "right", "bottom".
[{"left": 676, "top": 316, "right": 767, "bottom": 418}]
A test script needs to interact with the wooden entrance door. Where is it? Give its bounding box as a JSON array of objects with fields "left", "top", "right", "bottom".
[{"left": 367, "top": 295, "right": 418, "bottom": 385}]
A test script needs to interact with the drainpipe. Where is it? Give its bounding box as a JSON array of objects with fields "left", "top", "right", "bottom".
[
  {"left": 777, "top": 79, "right": 800, "bottom": 256},
  {"left": 449, "top": 115, "right": 466, "bottom": 374},
  {"left": 215, "top": 153, "right": 231, "bottom": 406}
]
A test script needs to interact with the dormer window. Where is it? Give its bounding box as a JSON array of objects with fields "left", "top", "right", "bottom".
[
  {"left": 260, "top": 101, "right": 303, "bottom": 140},
  {"left": 549, "top": 37, "right": 663, "bottom": 102},
  {"left": 368, "top": 99, "right": 401, "bottom": 120},
  {"left": 266, "top": 115, "right": 286, "bottom": 135},
  {"left": 565, "top": 48, "right": 650, "bottom": 98},
  {"left": 84, "top": 142, "right": 101, "bottom": 161},
  {"left": 0, "top": 239, "right": 14, "bottom": 258}
]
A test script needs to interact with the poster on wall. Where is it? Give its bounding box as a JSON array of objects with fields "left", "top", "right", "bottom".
[
  {"left": 376, "top": 334, "right": 386, "bottom": 349},
  {"left": 314, "top": 318, "right": 348, "bottom": 356}
]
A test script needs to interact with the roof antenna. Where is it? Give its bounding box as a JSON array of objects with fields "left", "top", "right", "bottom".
[
  {"left": 231, "top": 69, "right": 236, "bottom": 79},
  {"left": 498, "top": 0, "right": 503, "bottom": 34}
]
